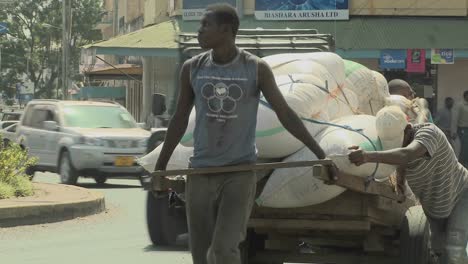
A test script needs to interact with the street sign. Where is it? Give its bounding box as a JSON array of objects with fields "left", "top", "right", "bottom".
[{"left": 0, "top": 22, "right": 7, "bottom": 34}]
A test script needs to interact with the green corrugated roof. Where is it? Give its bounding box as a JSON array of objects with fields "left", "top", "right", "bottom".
[{"left": 82, "top": 20, "right": 179, "bottom": 56}]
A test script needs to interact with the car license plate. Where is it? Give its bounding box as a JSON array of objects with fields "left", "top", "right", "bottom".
[{"left": 114, "top": 156, "right": 134, "bottom": 167}]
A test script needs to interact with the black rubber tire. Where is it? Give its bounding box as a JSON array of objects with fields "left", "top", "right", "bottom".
[
  {"left": 146, "top": 130, "right": 166, "bottom": 153},
  {"left": 146, "top": 191, "right": 187, "bottom": 246},
  {"left": 94, "top": 176, "right": 107, "bottom": 185},
  {"left": 58, "top": 151, "right": 79, "bottom": 185},
  {"left": 240, "top": 230, "right": 279, "bottom": 264},
  {"left": 400, "top": 205, "right": 431, "bottom": 264},
  {"left": 3, "top": 139, "right": 10, "bottom": 148}
]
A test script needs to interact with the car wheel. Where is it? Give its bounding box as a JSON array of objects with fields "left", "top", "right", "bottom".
[
  {"left": 3, "top": 139, "right": 10, "bottom": 148},
  {"left": 59, "top": 151, "right": 79, "bottom": 185},
  {"left": 94, "top": 176, "right": 107, "bottom": 185}
]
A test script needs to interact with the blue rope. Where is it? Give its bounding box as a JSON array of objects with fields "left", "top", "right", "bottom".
[{"left": 260, "top": 99, "right": 379, "bottom": 185}]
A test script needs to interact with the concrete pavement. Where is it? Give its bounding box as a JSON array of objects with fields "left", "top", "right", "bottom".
[{"left": 0, "top": 182, "right": 105, "bottom": 227}]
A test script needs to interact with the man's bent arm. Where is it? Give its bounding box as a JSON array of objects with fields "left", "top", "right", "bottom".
[
  {"left": 364, "top": 141, "right": 428, "bottom": 166},
  {"left": 155, "top": 62, "right": 194, "bottom": 171},
  {"left": 257, "top": 60, "right": 326, "bottom": 159}
]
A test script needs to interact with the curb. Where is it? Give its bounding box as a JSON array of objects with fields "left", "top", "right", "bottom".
[{"left": 0, "top": 183, "right": 105, "bottom": 227}]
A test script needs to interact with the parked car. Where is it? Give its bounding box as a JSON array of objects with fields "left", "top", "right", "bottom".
[
  {"left": 0, "top": 111, "right": 22, "bottom": 129},
  {"left": 0, "top": 123, "right": 18, "bottom": 147},
  {"left": 16, "top": 99, "right": 151, "bottom": 185}
]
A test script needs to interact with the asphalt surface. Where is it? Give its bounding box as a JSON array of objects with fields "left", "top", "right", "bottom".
[{"left": 0, "top": 172, "right": 192, "bottom": 264}]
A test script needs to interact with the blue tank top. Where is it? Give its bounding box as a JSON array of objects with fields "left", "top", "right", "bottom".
[{"left": 189, "top": 48, "right": 260, "bottom": 168}]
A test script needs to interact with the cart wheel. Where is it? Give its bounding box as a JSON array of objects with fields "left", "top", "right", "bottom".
[
  {"left": 400, "top": 205, "right": 431, "bottom": 264},
  {"left": 146, "top": 191, "right": 187, "bottom": 246},
  {"left": 241, "top": 230, "right": 281, "bottom": 264}
]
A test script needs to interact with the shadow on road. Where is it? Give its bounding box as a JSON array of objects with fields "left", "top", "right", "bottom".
[
  {"left": 143, "top": 245, "right": 189, "bottom": 252},
  {"left": 77, "top": 183, "right": 142, "bottom": 189}
]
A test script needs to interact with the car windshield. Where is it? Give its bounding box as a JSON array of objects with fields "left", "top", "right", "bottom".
[
  {"left": 2, "top": 113, "right": 21, "bottom": 121},
  {"left": 63, "top": 105, "right": 137, "bottom": 129}
]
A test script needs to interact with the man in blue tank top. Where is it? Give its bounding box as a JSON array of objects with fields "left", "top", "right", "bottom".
[{"left": 155, "top": 4, "right": 332, "bottom": 264}]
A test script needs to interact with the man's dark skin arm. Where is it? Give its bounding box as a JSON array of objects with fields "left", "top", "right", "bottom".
[
  {"left": 348, "top": 141, "right": 428, "bottom": 166},
  {"left": 257, "top": 60, "right": 328, "bottom": 161},
  {"left": 155, "top": 62, "right": 194, "bottom": 171}
]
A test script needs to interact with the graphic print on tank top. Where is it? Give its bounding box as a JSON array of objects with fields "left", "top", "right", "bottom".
[{"left": 199, "top": 76, "right": 247, "bottom": 122}]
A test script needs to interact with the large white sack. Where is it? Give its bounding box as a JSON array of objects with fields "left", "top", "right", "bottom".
[
  {"left": 256, "top": 148, "right": 346, "bottom": 208},
  {"left": 256, "top": 103, "right": 329, "bottom": 158},
  {"left": 326, "top": 87, "right": 359, "bottom": 120},
  {"left": 372, "top": 71, "right": 390, "bottom": 99},
  {"left": 343, "top": 60, "right": 378, "bottom": 115},
  {"left": 256, "top": 115, "right": 397, "bottom": 209},
  {"left": 136, "top": 144, "right": 193, "bottom": 173},
  {"left": 276, "top": 72, "right": 358, "bottom": 120},
  {"left": 263, "top": 52, "right": 345, "bottom": 86},
  {"left": 385, "top": 95, "right": 417, "bottom": 123},
  {"left": 359, "top": 71, "right": 389, "bottom": 116},
  {"left": 317, "top": 115, "right": 396, "bottom": 182},
  {"left": 267, "top": 58, "right": 342, "bottom": 101},
  {"left": 275, "top": 74, "right": 328, "bottom": 118}
]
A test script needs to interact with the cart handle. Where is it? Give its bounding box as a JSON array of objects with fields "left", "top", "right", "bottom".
[{"left": 150, "top": 159, "right": 334, "bottom": 178}]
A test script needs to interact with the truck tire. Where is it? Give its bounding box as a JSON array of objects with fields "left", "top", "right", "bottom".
[
  {"left": 400, "top": 205, "right": 430, "bottom": 264},
  {"left": 146, "top": 191, "right": 187, "bottom": 246},
  {"left": 241, "top": 230, "right": 281, "bottom": 264}
]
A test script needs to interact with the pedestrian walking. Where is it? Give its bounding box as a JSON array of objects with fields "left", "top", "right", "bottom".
[
  {"left": 348, "top": 106, "right": 468, "bottom": 264},
  {"left": 436, "top": 97, "right": 455, "bottom": 137},
  {"left": 452, "top": 91, "right": 468, "bottom": 168},
  {"left": 154, "top": 4, "right": 335, "bottom": 264}
]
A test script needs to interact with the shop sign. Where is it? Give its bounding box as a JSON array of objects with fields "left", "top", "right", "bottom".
[
  {"left": 406, "top": 49, "right": 426, "bottom": 73},
  {"left": 379, "top": 50, "right": 406, "bottom": 69},
  {"left": 182, "top": 0, "right": 238, "bottom": 20},
  {"left": 431, "top": 49, "right": 454, "bottom": 64},
  {"left": 255, "top": 0, "right": 349, "bottom": 20}
]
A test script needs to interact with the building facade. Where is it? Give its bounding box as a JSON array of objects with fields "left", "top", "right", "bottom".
[{"left": 85, "top": 0, "right": 468, "bottom": 121}]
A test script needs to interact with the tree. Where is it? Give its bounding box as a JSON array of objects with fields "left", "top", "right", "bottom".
[{"left": 0, "top": 0, "right": 103, "bottom": 99}]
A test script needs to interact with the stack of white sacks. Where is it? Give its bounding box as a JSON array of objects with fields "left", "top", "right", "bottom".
[{"left": 138, "top": 52, "right": 411, "bottom": 208}]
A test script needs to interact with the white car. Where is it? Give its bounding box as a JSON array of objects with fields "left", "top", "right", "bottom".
[
  {"left": 0, "top": 123, "right": 18, "bottom": 147},
  {"left": 16, "top": 100, "right": 151, "bottom": 185}
]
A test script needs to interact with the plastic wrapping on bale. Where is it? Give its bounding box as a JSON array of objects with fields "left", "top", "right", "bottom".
[
  {"left": 256, "top": 148, "right": 346, "bottom": 208},
  {"left": 263, "top": 52, "right": 346, "bottom": 86},
  {"left": 343, "top": 60, "right": 378, "bottom": 115},
  {"left": 257, "top": 115, "right": 397, "bottom": 208},
  {"left": 255, "top": 103, "right": 329, "bottom": 158},
  {"left": 137, "top": 144, "right": 193, "bottom": 173},
  {"left": 385, "top": 95, "right": 417, "bottom": 123}
]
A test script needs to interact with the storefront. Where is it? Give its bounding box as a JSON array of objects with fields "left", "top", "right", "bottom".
[{"left": 84, "top": 0, "right": 468, "bottom": 120}]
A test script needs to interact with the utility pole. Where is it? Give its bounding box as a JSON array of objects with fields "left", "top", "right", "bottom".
[{"left": 62, "top": 0, "right": 72, "bottom": 100}]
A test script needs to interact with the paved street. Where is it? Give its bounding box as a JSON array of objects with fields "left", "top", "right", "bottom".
[{"left": 0, "top": 172, "right": 192, "bottom": 264}]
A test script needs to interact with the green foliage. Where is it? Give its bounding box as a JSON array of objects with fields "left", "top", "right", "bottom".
[
  {"left": 0, "top": 0, "right": 103, "bottom": 98},
  {"left": 0, "top": 182, "right": 15, "bottom": 199},
  {"left": 0, "top": 141, "right": 37, "bottom": 199}
]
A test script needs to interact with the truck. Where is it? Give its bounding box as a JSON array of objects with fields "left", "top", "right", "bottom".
[{"left": 143, "top": 29, "right": 432, "bottom": 264}]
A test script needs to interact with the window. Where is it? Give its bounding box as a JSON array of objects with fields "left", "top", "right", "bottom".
[
  {"left": 22, "top": 106, "right": 37, "bottom": 127},
  {"left": 29, "top": 110, "right": 49, "bottom": 129},
  {"left": 63, "top": 105, "right": 137, "bottom": 128}
]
